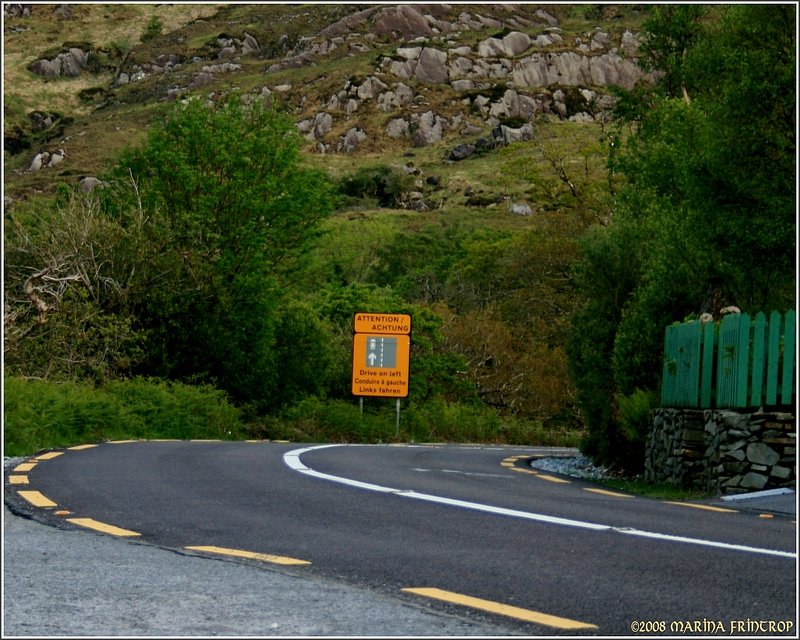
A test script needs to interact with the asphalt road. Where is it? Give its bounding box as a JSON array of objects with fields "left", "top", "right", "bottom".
[{"left": 4, "top": 441, "right": 797, "bottom": 636}]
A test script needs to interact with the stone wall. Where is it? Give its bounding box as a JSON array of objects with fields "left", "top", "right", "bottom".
[{"left": 646, "top": 409, "right": 796, "bottom": 495}]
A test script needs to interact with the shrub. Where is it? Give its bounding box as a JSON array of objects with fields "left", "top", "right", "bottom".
[
  {"left": 3, "top": 376, "right": 244, "bottom": 456},
  {"left": 336, "top": 165, "right": 411, "bottom": 208},
  {"left": 140, "top": 16, "right": 163, "bottom": 42}
]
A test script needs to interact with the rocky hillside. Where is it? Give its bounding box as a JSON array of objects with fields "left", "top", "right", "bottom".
[{"left": 3, "top": 3, "right": 650, "bottom": 204}]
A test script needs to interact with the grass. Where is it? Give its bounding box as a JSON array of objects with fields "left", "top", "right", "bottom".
[
  {"left": 3, "top": 376, "right": 583, "bottom": 457},
  {"left": 593, "top": 476, "right": 716, "bottom": 501},
  {"left": 2, "top": 4, "right": 221, "bottom": 126}
]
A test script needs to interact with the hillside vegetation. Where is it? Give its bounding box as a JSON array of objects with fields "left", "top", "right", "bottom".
[{"left": 3, "top": 4, "right": 795, "bottom": 471}]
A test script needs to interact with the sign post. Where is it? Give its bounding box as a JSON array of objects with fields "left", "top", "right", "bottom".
[{"left": 352, "top": 312, "right": 412, "bottom": 436}]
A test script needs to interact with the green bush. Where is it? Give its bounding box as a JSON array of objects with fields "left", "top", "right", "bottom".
[
  {"left": 140, "top": 16, "right": 163, "bottom": 42},
  {"left": 254, "top": 395, "right": 581, "bottom": 447},
  {"left": 336, "top": 165, "right": 411, "bottom": 208},
  {"left": 3, "top": 376, "right": 244, "bottom": 456}
]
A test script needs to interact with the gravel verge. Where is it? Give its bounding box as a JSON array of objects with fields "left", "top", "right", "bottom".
[
  {"left": 3, "top": 456, "right": 517, "bottom": 636},
  {"left": 529, "top": 454, "right": 610, "bottom": 480}
]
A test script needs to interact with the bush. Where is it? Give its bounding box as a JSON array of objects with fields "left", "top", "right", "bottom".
[
  {"left": 253, "top": 395, "right": 582, "bottom": 447},
  {"left": 613, "top": 388, "right": 658, "bottom": 473},
  {"left": 3, "top": 376, "right": 244, "bottom": 456},
  {"left": 336, "top": 165, "right": 411, "bottom": 208},
  {"left": 140, "top": 16, "right": 163, "bottom": 42}
]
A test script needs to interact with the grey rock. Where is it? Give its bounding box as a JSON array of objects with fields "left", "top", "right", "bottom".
[
  {"left": 396, "top": 46, "right": 421, "bottom": 60},
  {"left": 740, "top": 472, "right": 769, "bottom": 490},
  {"left": 450, "top": 79, "right": 475, "bottom": 92},
  {"left": 357, "top": 76, "right": 388, "bottom": 100},
  {"left": 308, "top": 112, "right": 333, "bottom": 141},
  {"left": 79, "top": 177, "right": 104, "bottom": 192},
  {"left": 477, "top": 37, "right": 505, "bottom": 58},
  {"left": 746, "top": 443, "right": 779, "bottom": 467},
  {"left": 770, "top": 465, "right": 792, "bottom": 479},
  {"left": 502, "top": 32, "right": 531, "bottom": 57},
  {"left": 412, "top": 111, "right": 444, "bottom": 147},
  {"left": 415, "top": 48, "right": 448, "bottom": 84},
  {"left": 386, "top": 119, "right": 410, "bottom": 139},
  {"left": 29, "top": 58, "right": 60, "bottom": 77},
  {"left": 338, "top": 127, "right": 367, "bottom": 153},
  {"left": 449, "top": 144, "right": 475, "bottom": 161},
  {"left": 535, "top": 9, "right": 559, "bottom": 27},
  {"left": 509, "top": 202, "right": 533, "bottom": 216}
]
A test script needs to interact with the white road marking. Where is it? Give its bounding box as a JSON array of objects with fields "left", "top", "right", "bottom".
[{"left": 283, "top": 444, "right": 796, "bottom": 560}]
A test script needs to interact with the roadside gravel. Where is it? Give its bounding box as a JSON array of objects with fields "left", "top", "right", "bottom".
[
  {"left": 529, "top": 454, "right": 610, "bottom": 480},
  {"left": 3, "top": 456, "right": 515, "bottom": 637}
]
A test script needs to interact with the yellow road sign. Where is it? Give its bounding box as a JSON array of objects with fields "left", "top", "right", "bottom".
[
  {"left": 352, "top": 333, "right": 410, "bottom": 397},
  {"left": 353, "top": 312, "right": 412, "bottom": 335}
]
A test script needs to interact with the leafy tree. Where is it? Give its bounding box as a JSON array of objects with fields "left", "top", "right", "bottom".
[
  {"left": 3, "top": 190, "right": 147, "bottom": 382},
  {"left": 105, "top": 96, "right": 334, "bottom": 408},
  {"left": 637, "top": 5, "right": 707, "bottom": 101},
  {"left": 568, "top": 4, "right": 796, "bottom": 471}
]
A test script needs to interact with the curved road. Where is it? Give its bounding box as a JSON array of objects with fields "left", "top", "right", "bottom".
[{"left": 5, "top": 440, "right": 797, "bottom": 635}]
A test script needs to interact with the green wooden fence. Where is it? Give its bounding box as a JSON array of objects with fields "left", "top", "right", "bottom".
[{"left": 661, "top": 311, "right": 796, "bottom": 409}]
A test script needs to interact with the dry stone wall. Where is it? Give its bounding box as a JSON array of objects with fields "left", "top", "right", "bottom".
[{"left": 646, "top": 409, "right": 796, "bottom": 495}]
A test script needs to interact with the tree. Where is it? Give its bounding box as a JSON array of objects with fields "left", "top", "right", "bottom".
[
  {"left": 568, "top": 5, "right": 796, "bottom": 471},
  {"left": 637, "top": 5, "right": 707, "bottom": 102},
  {"left": 3, "top": 189, "right": 147, "bottom": 382},
  {"left": 105, "top": 96, "right": 334, "bottom": 408}
]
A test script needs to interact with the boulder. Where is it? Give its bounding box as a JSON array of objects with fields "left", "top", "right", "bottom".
[
  {"left": 449, "top": 143, "right": 475, "bottom": 161},
  {"left": 357, "top": 76, "right": 388, "bottom": 100},
  {"left": 450, "top": 79, "right": 475, "bottom": 92},
  {"left": 509, "top": 202, "right": 533, "bottom": 216},
  {"left": 372, "top": 4, "right": 434, "bottom": 40},
  {"left": 535, "top": 9, "right": 559, "bottom": 27},
  {"left": 477, "top": 37, "right": 505, "bottom": 58},
  {"left": 396, "top": 46, "right": 421, "bottom": 60},
  {"left": 502, "top": 31, "right": 531, "bottom": 57},
  {"left": 78, "top": 176, "right": 104, "bottom": 192},
  {"left": 338, "top": 127, "right": 367, "bottom": 153},
  {"left": 415, "top": 48, "right": 448, "bottom": 84},
  {"left": 412, "top": 111, "right": 444, "bottom": 147},
  {"left": 386, "top": 118, "right": 410, "bottom": 139},
  {"left": 310, "top": 112, "right": 333, "bottom": 141}
]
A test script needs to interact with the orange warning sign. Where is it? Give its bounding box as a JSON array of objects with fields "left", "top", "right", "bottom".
[{"left": 351, "top": 313, "right": 411, "bottom": 398}]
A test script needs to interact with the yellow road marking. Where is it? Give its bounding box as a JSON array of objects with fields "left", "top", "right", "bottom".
[
  {"left": 402, "top": 588, "right": 597, "bottom": 630},
  {"left": 186, "top": 545, "right": 311, "bottom": 566},
  {"left": 536, "top": 474, "right": 571, "bottom": 484},
  {"left": 108, "top": 440, "right": 139, "bottom": 444},
  {"left": 35, "top": 451, "right": 63, "bottom": 460},
  {"left": 14, "top": 462, "right": 37, "bottom": 472},
  {"left": 511, "top": 468, "right": 537, "bottom": 475},
  {"left": 67, "top": 518, "right": 141, "bottom": 537},
  {"left": 584, "top": 488, "right": 635, "bottom": 498},
  {"left": 8, "top": 475, "right": 29, "bottom": 485},
  {"left": 17, "top": 491, "right": 57, "bottom": 508},
  {"left": 68, "top": 444, "right": 98, "bottom": 451},
  {"left": 664, "top": 501, "right": 737, "bottom": 513}
]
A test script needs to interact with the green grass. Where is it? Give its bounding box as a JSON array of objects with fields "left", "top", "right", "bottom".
[
  {"left": 3, "top": 376, "right": 245, "bottom": 456},
  {"left": 3, "top": 377, "right": 582, "bottom": 456},
  {"left": 593, "top": 476, "right": 716, "bottom": 501}
]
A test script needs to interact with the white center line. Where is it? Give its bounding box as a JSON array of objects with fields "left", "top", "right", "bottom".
[{"left": 284, "top": 444, "right": 796, "bottom": 560}]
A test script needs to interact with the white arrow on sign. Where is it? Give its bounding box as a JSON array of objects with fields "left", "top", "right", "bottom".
[{"left": 368, "top": 351, "right": 377, "bottom": 366}]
